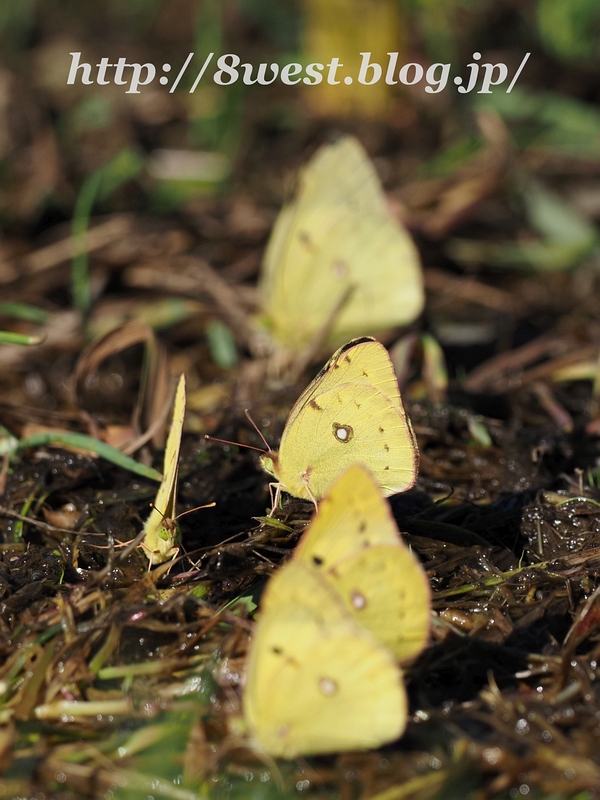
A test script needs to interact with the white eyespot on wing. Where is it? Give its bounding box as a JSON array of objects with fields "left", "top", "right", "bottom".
[
  {"left": 332, "top": 423, "right": 354, "bottom": 442},
  {"left": 318, "top": 677, "right": 339, "bottom": 696},
  {"left": 350, "top": 590, "right": 367, "bottom": 610}
]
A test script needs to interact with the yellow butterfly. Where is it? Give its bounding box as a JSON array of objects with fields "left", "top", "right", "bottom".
[
  {"left": 142, "top": 374, "right": 186, "bottom": 566},
  {"left": 260, "top": 337, "right": 418, "bottom": 504},
  {"left": 258, "top": 135, "right": 423, "bottom": 352},
  {"left": 243, "top": 560, "right": 407, "bottom": 758},
  {"left": 291, "top": 464, "right": 430, "bottom": 664}
]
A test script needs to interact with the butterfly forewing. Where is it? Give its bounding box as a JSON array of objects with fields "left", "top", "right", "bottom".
[
  {"left": 298, "top": 137, "right": 386, "bottom": 214},
  {"left": 286, "top": 338, "right": 407, "bottom": 428},
  {"left": 261, "top": 138, "right": 381, "bottom": 334}
]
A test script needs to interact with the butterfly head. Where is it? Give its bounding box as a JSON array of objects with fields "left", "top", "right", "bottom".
[
  {"left": 157, "top": 517, "right": 179, "bottom": 543},
  {"left": 259, "top": 452, "right": 278, "bottom": 479},
  {"left": 143, "top": 504, "right": 181, "bottom": 565}
]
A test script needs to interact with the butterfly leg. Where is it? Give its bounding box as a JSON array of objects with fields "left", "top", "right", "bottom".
[
  {"left": 140, "top": 540, "right": 180, "bottom": 573},
  {"left": 305, "top": 483, "right": 318, "bottom": 514},
  {"left": 139, "top": 540, "right": 158, "bottom": 572},
  {"left": 160, "top": 546, "right": 180, "bottom": 575},
  {"left": 89, "top": 537, "right": 138, "bottom": 550},
  {"left": 267, "top": 481, "right": 282, "bottom": 517}
]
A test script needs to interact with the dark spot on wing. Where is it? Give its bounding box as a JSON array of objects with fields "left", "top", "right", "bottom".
[
  {"left": 358, "top": 521, "right": 367, "bottom": 533},
  {"left": 379, "top": 426, "right": 385, "bottom": 433},
  {"left": 298, "top": 231, "right": 313, "bottom": 248},
  {"left": 312, "top": 555, "right": 323, "bottom": 566},
  {"left": 384, "top": 466, "right": 390, "bottom": 470},
  {"left": 384, "top": 443, "right": 390, "bottom": 452},
  {"left": 309, "top": 399, "right": 322, "bottom": 411},
  {"left": 302, "top": 467, "right": 313, "bottom": 483}
]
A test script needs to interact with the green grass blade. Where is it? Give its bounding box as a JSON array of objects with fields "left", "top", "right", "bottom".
[{"left": 17, "top": 432, "right": 162, "bottom": 482}]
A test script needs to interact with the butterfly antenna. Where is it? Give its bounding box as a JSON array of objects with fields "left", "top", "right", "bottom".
[
  {"left": 149, "top": 502, "right": 166, "bottom": 520},
  {"left": 176, "top": 502, "right": 216, "bottom": 521},
  {"left": 148, "top": 501, "right": 215, "bottom": 523},
  {"left": 204, "top": 410, "right": 271, "bottom": 453},
  {"left": 244, "top": 409, "right": 272, "bottom": 451},
  {"left": 204, "top": 434, "right": 266, "bottom": 453}
]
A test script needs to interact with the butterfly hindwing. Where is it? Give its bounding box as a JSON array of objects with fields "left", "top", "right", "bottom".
[
  {"left": 294, "top": 465, "right": 431, "bottom": 664},
  {"left": 318, "top": 545, "right": 431, "bottom": 664}
]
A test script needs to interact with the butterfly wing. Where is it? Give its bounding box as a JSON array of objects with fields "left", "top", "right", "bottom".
[
  {"left": 261, "top": 137, "right": 384, "bottom": 301},
  {"left": 320, "top": 545, "right": 431, "bottom": 664},
  {"left": 264, "top": 209, "right": 422, "bottom": 350},
  {"left": 287, "top": 338, "right": 407, "bottom": 425},
  {"left": 273, "top": 339, "right": 418, "bottom": 500},
  {"left": 142, "top": 374, "right": 186, "bottom": 564},
  {"left": 294, "top": 466, "right": 430, "bottom": 663},
  {"left": 311, "top": 212, "right": 422, "bottom": 343},
  {"left": 259, "top": 136, "right": 423, "bottom": 351},
  {"left": 294, "top": 463, "right": 403, "bottom": 564},
  {"left": 244, "top": 562, "right": 407, "bottom": 758}
]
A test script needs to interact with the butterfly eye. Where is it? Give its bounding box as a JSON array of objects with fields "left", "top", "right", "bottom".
[{"left": 332, "top": 423, "right": 354, "bottom": 443}]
